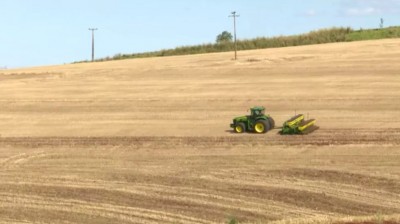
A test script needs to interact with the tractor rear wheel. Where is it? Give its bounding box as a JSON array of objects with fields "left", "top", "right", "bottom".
[
  {"left": 254, "top": 120, "right": 270, "bottom": 134},
  {"left": 234, "top": 123, "right": 246, "bottom": 133},
  {"left": 268, "top": 117, "right": 275, "bottom": 130}
]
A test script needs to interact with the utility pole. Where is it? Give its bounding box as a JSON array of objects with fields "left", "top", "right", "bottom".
[
  {"left": 89, "top": 28, "right": 98, "bottom": 62},
  {"left": 229, "top": 11, "right": 239, "bottom": 60}
]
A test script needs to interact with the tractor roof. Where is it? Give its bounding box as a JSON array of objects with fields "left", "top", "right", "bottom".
[{"left": 251, "top": 106, "right": 265, "bottom": 111}]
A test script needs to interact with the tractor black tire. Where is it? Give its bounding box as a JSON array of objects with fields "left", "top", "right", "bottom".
[
  {"left": 254, "top": 120, "right": 270, "bottom": 134},
  {"left": 234, "top": 123, "right": 246, "bottom": 133},
  {"left": 268, "top": 117, "right": 275, "bottom": 130}
]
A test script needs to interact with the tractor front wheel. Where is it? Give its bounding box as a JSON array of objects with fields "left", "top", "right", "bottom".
[
  {"left": 254, "top": 120, "right": 270, "bottom": 134},
  {"left": 234, "top": 123, "right": 246, "bottom": 133}
]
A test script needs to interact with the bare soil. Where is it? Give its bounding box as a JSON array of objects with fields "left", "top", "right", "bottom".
[{"left": 0, "top": 39, "right": 400, "bottom": 223}]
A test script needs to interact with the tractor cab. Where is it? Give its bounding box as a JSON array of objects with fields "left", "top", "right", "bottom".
[{"left": 250, "top": 106, "right": 265, "bottom": 118}]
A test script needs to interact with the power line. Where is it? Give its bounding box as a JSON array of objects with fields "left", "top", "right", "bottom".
[
  {"left": 229, "top": 11, "right": 239, "bottom": 60},
  {"left": 88, "top": 28, "right": 98, "bottom": 62}
]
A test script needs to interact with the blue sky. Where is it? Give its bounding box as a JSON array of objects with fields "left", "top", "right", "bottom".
[{"left": 1, "top": 0, "right": 400, "bottom": 68}]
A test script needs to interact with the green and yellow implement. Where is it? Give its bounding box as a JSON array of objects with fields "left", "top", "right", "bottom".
[{"left": 280, "top": 114, "right": 319, "bottom": 135}]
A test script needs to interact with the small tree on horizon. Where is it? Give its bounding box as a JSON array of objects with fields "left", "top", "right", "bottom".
[{"left": 216, "top": 31, "right": 233, "bottom": 43}]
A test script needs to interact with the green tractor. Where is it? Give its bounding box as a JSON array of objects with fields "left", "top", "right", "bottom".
[{"left": 230, "top": 106, "right": 275, "bottom": 134}]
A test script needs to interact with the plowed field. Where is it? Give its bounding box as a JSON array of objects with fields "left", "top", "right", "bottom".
[{"left": 0, "top": 39, "right": 400, "bottom": 223}]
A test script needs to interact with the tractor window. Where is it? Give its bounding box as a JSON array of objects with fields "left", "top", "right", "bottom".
[
  {"left": 252, "top": 110, "right": 264, "bottom": 116},
  {"left": 251, "top": 109, "right": 265, "bottom": 116}
]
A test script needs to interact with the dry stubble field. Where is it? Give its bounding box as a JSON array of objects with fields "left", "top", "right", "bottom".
[{"left": 0, "top": 39, "right": 400, "bottom": 223}]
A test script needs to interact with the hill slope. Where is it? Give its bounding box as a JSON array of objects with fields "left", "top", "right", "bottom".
[
  {"left": 94, "top": 26, "right": 400, "bottom": 62},
  {"left": 1, "top": 38, "right": 399, "bottom": 137}
]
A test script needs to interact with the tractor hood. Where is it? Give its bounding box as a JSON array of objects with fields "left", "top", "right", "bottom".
[{"left": 233, "top": 116, "right": 248, "bottom": 122}]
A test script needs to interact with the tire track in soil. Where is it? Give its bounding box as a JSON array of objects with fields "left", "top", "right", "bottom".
[
  {"left": 0, "top": 193, "right": 212, "bottom": 224},
  {"left": 0, "top": 151, "right": 49, "bottom": 169},
  {"left": 268, "top": 168, "right": 400, "bottom": 194},
  {"left": 208, "top": 170, "right": 400, "bottom": 210},
  {"left": 0, "top": 184, "right": 270, "bottom": 223},
  {"left": 0, "top": 129, "right": 399, "bottom": 148}
]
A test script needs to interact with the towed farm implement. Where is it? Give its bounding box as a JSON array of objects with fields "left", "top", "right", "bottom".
[{"left": 230, "top": 106, "right": 318, "bottom": 135}]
